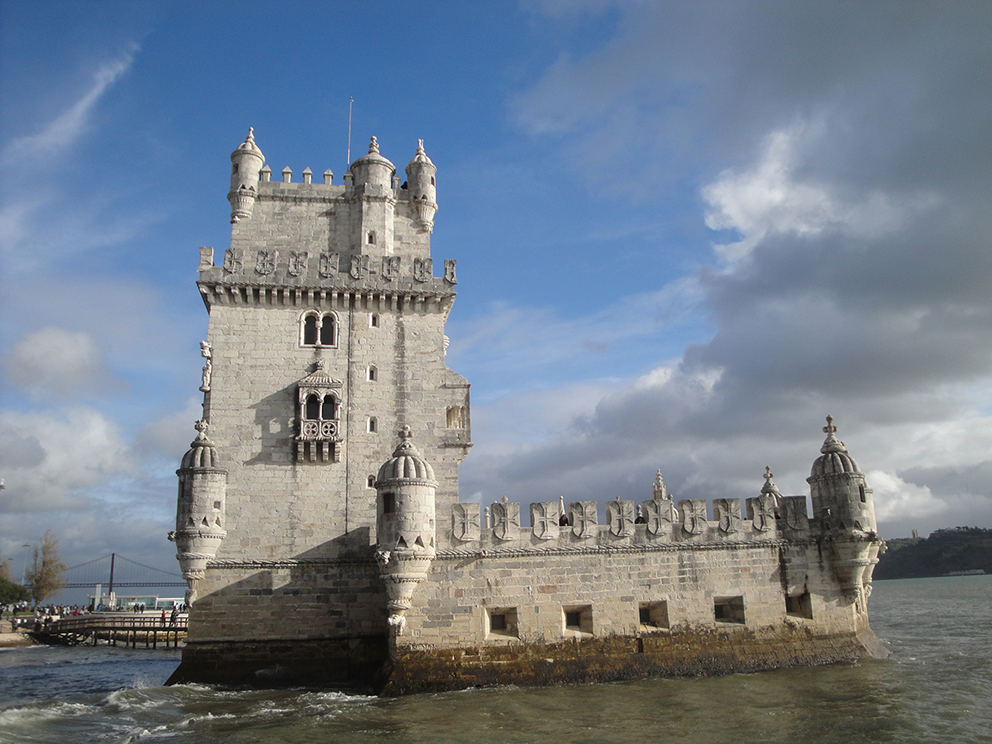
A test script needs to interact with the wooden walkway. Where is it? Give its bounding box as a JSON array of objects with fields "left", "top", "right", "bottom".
[{"left": 32, "top": 614, "right": 188, "bottom": 649}]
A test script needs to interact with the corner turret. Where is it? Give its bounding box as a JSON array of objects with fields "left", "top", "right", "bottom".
[
  {"left": 405, "top": 139, "right": 438, "bottom": 232},
  {"left": 228, "top": 128, "right": 265, "bottom": 223},
  {"left": 171, "top": 420, "right": 228, "bottom": 605},
  {"left": 374, "top": 426, "right": 437, "bottom": 636},
  {"left": 807, "top": 416, "right": 876, "bottom": 534}
]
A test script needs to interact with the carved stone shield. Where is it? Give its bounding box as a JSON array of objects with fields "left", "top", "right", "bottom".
[
  {"left": 288, "top": 251, "right": 309, "bottom": 277},
  {"left": 784, "top": 496, "right": 809, "bottom": 531},
  {"left": 679, "top": 499, "right": 707, "bottom": 535},
  {"left": 491, "top": 500, "right": 519, "bottom": 542},
  {"left": 606, "top": 500, "right": 635, "bottom": 537},
  {"left": 223, "top": 248, "right": 243, "bottom": 273},
  {"left": 318, "top": 252, "right": 339, "bottom": 278},
  {"left": 714, "top": 498, "right": 742, "bottom": 534},
  {"left": 382, "top": 256, "right": 400, "bottom": 282},
  {"left": 451, "top": 503, "right": 480, "bottom": 542},
  {"left": 747, "top": 495, "right": 777, "bottom": 532},
  {"left": 255, "top": 250, "right": 277, "bottom": 275},
  {"left": 530, "top": 501, "right": 560, "bottom": 541},
  {"left": 642, "top": 499, "right": 676, "bottom": 536},
  {"left": 444, "top": 258, "right": 457, "bottom": 284},
  {"left": 413, "top": 257, "right": 433, "bottom": 283},
  {"left": 350, "top": 254, "right": 369, "bottom": 280},
  {"left": 570, "top": 501, "right": 598, "bottom": 539}
]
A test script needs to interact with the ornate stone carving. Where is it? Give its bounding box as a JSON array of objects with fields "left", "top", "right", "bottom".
[
  {"left": 443, "top": 258, "right": 457, "bottom": 284},
  {"left": 382, "top": 256, "right": 400, "bottom": 282},
  {"left": 255, "top": 250, "right": 277, "bottom": 275},
  {"left": 642, "top": 499, "right": 677, "bottom": 536},
  {"left": 748, "top": 495, "right": 778, "bottom": 532},
  {"left": 223, "top": 248, "right": 243, "bottom": 273},
  {"left": 679, "top": 499, "right": 707, "bottom": 535},
  {"left": 652, "top": 470, "right": 667, "bottom": 500},
  {"left": 570, "top": 501, "right": 598, "bottom": 539},
  {"left": 350, "top": 254, "right": 369, "bottom": 280},
  {"left": 288, "top": 251, "right": 309, "bottom": 276},
  {"left": 530, "top": 501, "right": 560, "bottom": 541},
  {"left": 784, "top": 496, "right": 809, "bottom": 532},
  {"left": 413, "top": 257, "right": 433, "bottom": 282},
  {"left": 491, "top": 496, "right": 519, "bottom": 541},
  {"left": 199, "top": 341, "right": 212, "bottom": 393},
  {"left": 318, "top": 252, "right": 339, "bottom": 277},
  {"left": 451, "top": 503, "right": 480, "bottom": 542},
  {"left": 714, "top": 498, "right": 742, "bottom": 534},
  {"left": 606, "top": 498, "right": 635, "bottom": 537}
]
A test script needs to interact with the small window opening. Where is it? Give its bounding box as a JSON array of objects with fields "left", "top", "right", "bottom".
[
  {"left": 639, "top": 601, "right": 669, "bottom": 630},
  {"left": 859, "top": 484, "right": 866, "bottom": 503},
  {"left": 232, "top": 164, "right": 239, "bottom": 174},
  {"left": 367, "top": 475, "right": 376, "bottom": 488},
  {"left": 786, "top": 590, "right": 813, "bottom": 619},
  {"left": 367, "top": 232, "right": 375, "bottom": 245},
  {"left": 430, "top": 176, "right": 435, "bottom": 186},
  {"left": 487, "top": 607, "right": 518, "bottom": 638},
  {"left": 303, "top": 315, "right": 318, "bottom": 345},
  {"left": 563, "top": 605, "right": 593, "bottom": 635},
  {"left": 367, "top": 365, "right": 377, "bottom": 381},
  {"left": 382, "top": 492, "right": 396, "bottom": 514},
  {"left": 368, "top": 417, "right": 377, "bottom": 433},
  {"left": 714, "top": 596, "right": 746, "bottom": 625},
  {"left": 213, "top": 501, "right": 222, "bottom": 511},
  {"left": 370, "top": 313, "right": 380, "bottom": 328}
]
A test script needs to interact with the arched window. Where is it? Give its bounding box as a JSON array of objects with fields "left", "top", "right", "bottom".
[
  {"left": 322, "top": 394, "right": 336, "bottom": 420},
  {"left": 319, "top": 314, "right": 336, "bottom": 345},
  {"left": 367, "top": 365, "right": 377, "bottom": 382},
  {"left": 305, "top": 394, "right": 320, "bottom": 420},
  {"left": 368, "top": 417, "right": 377, "bottom": 433},
  {"left": 303, "top": 314, "right": 318, "bottom": 345},
  {"left": 369, "top": 313, "right": 379, "bottom": 328},
  {"left": 367, "top": 475, "right": 376, "bottom": 488},
  {"left": 300, "top": 311, "right": 338, "bottom": 348}
]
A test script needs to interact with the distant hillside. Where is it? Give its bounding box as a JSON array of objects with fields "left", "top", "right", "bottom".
[{"left": 874, "top": 527, "right": 992, "bottom": 579}]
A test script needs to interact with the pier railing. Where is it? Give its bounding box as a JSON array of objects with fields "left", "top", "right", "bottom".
[{"left": 33, "top": 614, "right": 188, "bottom": 649}]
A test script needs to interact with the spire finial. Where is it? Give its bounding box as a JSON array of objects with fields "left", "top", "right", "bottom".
[
  {"left": 416, "top": 138, "right": 425, "bottom": 154},
  {"left": 823, "top": 415, "right": 837, "bottom": 436},
  {"left": 369, "top": 136, "right": 379, "bottom": 154},
  {"left": 761, "top": 464, "right": 781, "bottom": 496},
  {"left": 399, "top": 425, "right": 412, "bottom": 443},
  {"left": 763, "top": 465, "right": 774, "bottom": 482}
]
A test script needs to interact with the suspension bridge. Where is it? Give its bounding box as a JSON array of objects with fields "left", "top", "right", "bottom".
[{"left": 63, "top": 553, "right": 185, "bottom": 593}]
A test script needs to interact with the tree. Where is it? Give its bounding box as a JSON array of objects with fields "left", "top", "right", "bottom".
[
  {"left": 0, "top": 576, "right": 30, "bottom": 604},
  {"left": 26, "top": 531, "right": 67, "bottom": 608}
]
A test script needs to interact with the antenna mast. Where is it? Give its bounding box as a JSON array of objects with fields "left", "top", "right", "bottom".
[{"left": 346, "top": 96, "right": 354, "bottom": 168}]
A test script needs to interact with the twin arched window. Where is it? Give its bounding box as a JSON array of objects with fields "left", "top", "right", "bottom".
[
  {"left": 304, "top": 393, "right": 337, "bottom": 421},
  {"left": 301, "top": 312, "right": 337, "bottom": 347}
]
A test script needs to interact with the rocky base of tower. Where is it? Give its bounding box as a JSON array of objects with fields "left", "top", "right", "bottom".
[
  {"left": 377, "top": 625, "right": 888, "bottom": 696},
  {"left": 166, "top": 637, "right": 387, "bottom": 689}
]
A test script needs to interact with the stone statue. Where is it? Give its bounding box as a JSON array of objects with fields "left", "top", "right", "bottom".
[{"left": 199, "top": 341, "right": 212, "bottom": 392}]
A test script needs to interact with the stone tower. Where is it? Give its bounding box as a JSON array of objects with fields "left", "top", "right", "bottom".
[{"left": 169, "top": 130, "right": 471, "bottom": 686}]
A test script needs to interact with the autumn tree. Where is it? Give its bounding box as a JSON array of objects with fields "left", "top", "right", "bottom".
[{"left": 26, "top": 531, "right": 67, "bottom": 608}]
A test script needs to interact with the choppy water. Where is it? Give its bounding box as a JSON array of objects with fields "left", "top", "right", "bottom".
[{"left": 1, "top": 576, "right": 989, "bottom": 744}]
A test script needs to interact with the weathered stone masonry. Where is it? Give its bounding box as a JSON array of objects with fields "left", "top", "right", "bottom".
[{"left": 168, "top": 130, "right": 886, "bottom": 693}]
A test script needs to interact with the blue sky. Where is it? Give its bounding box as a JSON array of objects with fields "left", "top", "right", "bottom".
[{"left": 2, "top": 1, "right": 991, "bottom": 597}]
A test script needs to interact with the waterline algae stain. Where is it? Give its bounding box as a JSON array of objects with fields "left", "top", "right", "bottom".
[{"left": 0, "top": 577, "right": 989, "bottom": 743}]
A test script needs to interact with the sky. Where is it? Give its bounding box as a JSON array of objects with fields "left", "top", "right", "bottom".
[{"left": 1, "top": 1, "right": 991, "bottom": 600}]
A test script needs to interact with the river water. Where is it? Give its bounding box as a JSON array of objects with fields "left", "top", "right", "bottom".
[{"left": 0, "top": 575, "right": 989, "bottom": 744}]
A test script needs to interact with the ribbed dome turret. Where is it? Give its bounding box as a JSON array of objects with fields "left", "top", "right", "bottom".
[
  {"left": 810, "top": 416, "right": 861, "bottom": 477},
  {"left": 760, "top": 466, "right": 783, "bottom": 498},
  {"left": 180, "top": 420, "right": 223, "bottom": 470},
  {"left": 406, "top": 139, "right": 435, "bottom": 169},
  {"left": 376, "top": 426, "right": 436, "bottom": 485}
]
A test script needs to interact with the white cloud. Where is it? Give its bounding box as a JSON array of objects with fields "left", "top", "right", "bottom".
[
  {"left": 0, "top": 45, "right": 138, "bottom": 168},
  {"left": 702, "top": 124, "right": 939, "bottom": 262},
  {"left": 0, "top": 407, "right": 132, "bottom": 512},
  {"left": 868, "top": 469, "right": 945, "bottom": 523},
  {"left": 4, "top": 327, "right": 123, "bottom": 398}
]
